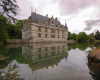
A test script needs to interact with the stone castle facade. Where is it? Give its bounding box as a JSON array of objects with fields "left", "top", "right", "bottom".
[{"left": 22, "top": 11, "right": 68, "bottom": 43}]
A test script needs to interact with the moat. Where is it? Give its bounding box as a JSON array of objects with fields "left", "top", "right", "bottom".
[{"left": 0, "top": 43, "right": 100, "bottom": 80}]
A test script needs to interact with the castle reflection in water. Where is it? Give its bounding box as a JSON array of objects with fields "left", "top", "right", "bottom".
[{"left": 22, "top": 43, "right": 68, "bottom": 71}]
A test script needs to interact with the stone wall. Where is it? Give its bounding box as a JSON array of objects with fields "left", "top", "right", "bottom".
[
  {"left": 6, "top": 39, "right": 75, "bottom": 44},
  {"left": 67, "top": 40, "right": 75, "bottom": 43},
  {"left": 6, "top": 39, "right": 29, "bottom": 43},
  {"left": 6, "top": 39, "right": 68, "bottom": 44}
]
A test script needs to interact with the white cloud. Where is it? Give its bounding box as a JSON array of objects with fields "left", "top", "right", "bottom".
[{"left": 16, "top": 0, "right": 100, "bottom": 34}]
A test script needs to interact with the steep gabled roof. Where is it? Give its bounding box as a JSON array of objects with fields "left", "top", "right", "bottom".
[{"left": 31, "top": 12, "right": 63, "bottom": 27}]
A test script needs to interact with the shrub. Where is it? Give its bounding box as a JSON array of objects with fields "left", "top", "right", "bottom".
[{"left": 89, "top": 37, "right": 95, "bottom": 42}]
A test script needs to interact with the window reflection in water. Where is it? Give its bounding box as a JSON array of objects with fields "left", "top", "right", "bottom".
[{"left": 22, "top": 43, "right": 68, "bottom": 71}]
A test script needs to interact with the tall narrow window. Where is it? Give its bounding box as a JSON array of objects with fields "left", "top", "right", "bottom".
[
  {"left": 51, "top": 29, "right": 55, "bottom": 33},
  {"left": 54, "top": 35, "right": 55, "bottom": 38},
  {"left": 45, "top": 47, "right": 47, "bottom": 51},
  {"left": 62, "top": 31, "right": 64, "bottom": 34},
  {"left": 30, "top": 26, "right": 31, "bottom": 30},
  {"left": 38, "top": 27, "right": 41, "bottom": 31},
  {"left": 39, "top": 48, "right": 41, "bottom": 52},
  {"left": 52, "top": 21, "right": 53, "bottom": 24},
  {"left": 45, "top": 34, "right": 47, "bottom": 37},
  {"left": 58, "top": 46, "right": 59, "bottom": 49},
  {"left": 62, "top": 35, "right": 64, "bottom": 38},
  {"left": 38, "top": 33, "right": 41, "bottom": 37},
  {"left": 45, "top": 28, "right": 47, "bottom": 32},
  {"left": 53, "top": 29, "right": 55, "bottom": 33},
  {"left": 58, "top": 35, "right": 59, "bottom": 38}
]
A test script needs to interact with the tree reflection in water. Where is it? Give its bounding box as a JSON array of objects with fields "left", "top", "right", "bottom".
[{"left": 0, "top": 64, "right": 24, "bottom": 80}]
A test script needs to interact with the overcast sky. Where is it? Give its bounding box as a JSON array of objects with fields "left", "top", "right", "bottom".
[{"left": 16, "top": 0, "right": 100, "bottom": 34}]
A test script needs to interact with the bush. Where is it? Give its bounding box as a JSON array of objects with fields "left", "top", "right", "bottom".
[
  {"left": 77, "top": 32, "right": 88, "bottom": 42},
  {"left": 89, "top": 37, "right": 95, "bottom": 42}
]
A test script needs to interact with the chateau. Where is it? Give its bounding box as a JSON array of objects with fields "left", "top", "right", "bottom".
[{"left": 22, "top": 11, "right": 68, "bottom": 43}]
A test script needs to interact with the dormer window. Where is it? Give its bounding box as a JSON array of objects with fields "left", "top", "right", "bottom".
[
  {"left": 50, "top": 20, "right": 55, "bottom": 25},
  {"left": 38, "top": 20, "right": 42, "bottom": 25},
  {"left": 50, "top": 17, "right": 55, "bottom": 26},
  {"left": 45, "top": 21, "right": 48, "bottom": 26}
]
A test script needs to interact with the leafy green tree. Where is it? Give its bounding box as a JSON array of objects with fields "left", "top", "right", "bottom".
[
  {"left": 77, "top": 32, "right": 88, "bottom": 42},
  {"left": 89, "top": 36, "right": 95, "bottom": 42},
  {"left": 0, "top": 0, "right": 19, "bottom": 22},
  {"left": 0, "top": 33, "right": 8, "bottom": 43},
  {"left": 89, "top": 33, "right": 95, "bottom": 38},
  {"left": 95, "top": 31, "right": 100, "bottom": 40},
  {"left": 0, "top": 15, "right": 9, "bottom": 42},
  {"left": 71, "top": 33, "right": 77, "bottom": 40},
  {"left": 7, "top": 24, "right": 22, "bottom": 39},
  {"left": 68, "top": 31, "right": 72, "bottom": 40},
  {"left": 0, "top": 15, "right": 8, "bottom": 33},
  {"left": 15, "top": 19, "right": 28, "bottom": 29}
]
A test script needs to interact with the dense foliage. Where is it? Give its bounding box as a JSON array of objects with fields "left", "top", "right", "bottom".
[
  {"left": 77, "top": 32, "right": 88, "bottom": 42},
  {"left": 0, "top": 15, "right": 27, "bottom": 43}
]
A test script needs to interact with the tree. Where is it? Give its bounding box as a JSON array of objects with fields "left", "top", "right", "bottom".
[
  {"left": 7, "top": 24, "right": 22, "bottom": 39},
  {"left": 71, "top": 33, "right": 77, "bottom": 40},
  {"left": 0, "top": 15, "right": 9, "bottom": 42},
  {"left": 77, "top": 32, "right": 88, "bottom": 42},
  {"left": 89, "top": 36, "right": 95, "bottom": 42},
  {"left": 95, "top": 31, "right": 100, "bottom": 40},
  {"left": 68, "top": 31, "right": 72, "bottom": 40},
  {"left": 89, "top": 33, "right": 95, "bottom": 38},
  {"left": 0, "top": 32, "right": 8, "bottom": 43},
  {"left": 0, "top": 15, "right": 8, "bottom": 33},
  {"left": 0, "top": 0, "right": 19, "bottom": 22},
  {"left": 15, "top": 19, "right": 28, "bottom": 29}
]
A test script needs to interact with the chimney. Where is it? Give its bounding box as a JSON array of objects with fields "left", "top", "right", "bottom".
[
  {"left": 33, "top": 12, "right": 35, "bottom": 14},
  {"left": 55, "top": 17, "right": 58, "bottom": 20},
  {"left": 46, "top": 14, "right": 48, "bottom": 17}
]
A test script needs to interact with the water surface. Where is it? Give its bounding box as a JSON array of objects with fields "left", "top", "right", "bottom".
[{"left": 0, "top": 43, "right": 99, "bottom": 80}]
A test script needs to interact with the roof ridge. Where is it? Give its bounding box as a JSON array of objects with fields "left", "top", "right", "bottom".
[{"left": 33, "top": 12, "right": 49, "bottom": 19}]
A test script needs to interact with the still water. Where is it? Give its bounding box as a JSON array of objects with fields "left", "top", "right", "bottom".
[{"left": 0, "top": 43, "right": 100, "bottom": 80}]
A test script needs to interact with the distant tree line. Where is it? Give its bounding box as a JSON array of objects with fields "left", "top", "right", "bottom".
[{"left": 68, "top": 31, "right": 100, "bottom": 42}]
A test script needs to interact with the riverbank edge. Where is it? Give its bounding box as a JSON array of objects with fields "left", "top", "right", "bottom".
[
  {"left": 1, "top": 39, "right": 100, "bottom": 45},
  {"left": 6, "top": 39, "right": 75, "bottom": 44}
]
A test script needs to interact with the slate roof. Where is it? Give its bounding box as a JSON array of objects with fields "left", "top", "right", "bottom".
[{"left": 31, "top": 12, "right": 64, "bottom": 27}]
